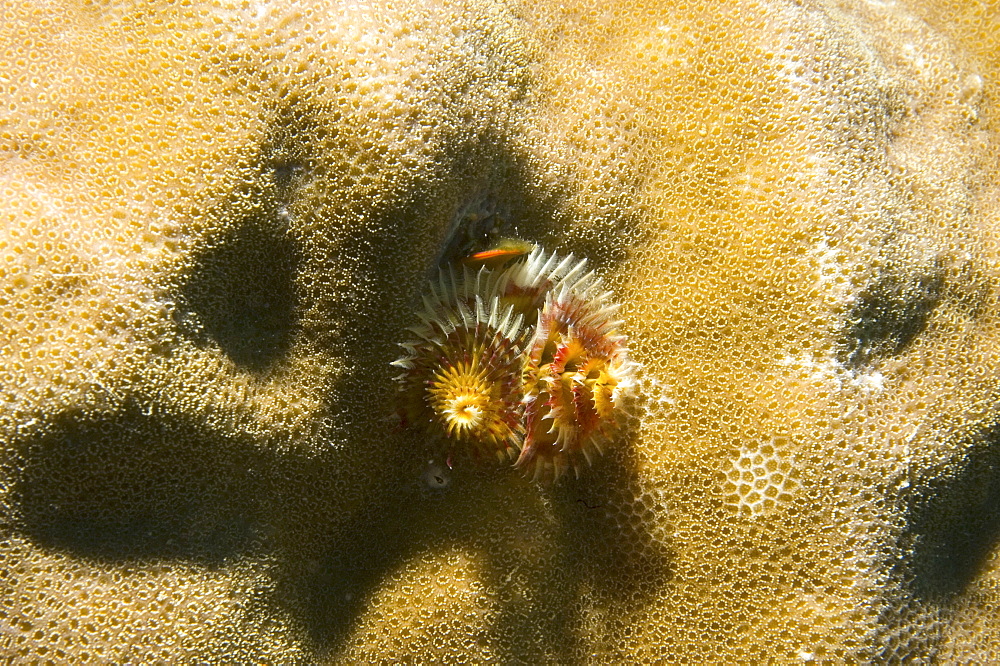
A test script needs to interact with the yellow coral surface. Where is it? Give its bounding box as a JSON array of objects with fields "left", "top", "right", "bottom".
[{"left": 1, "top": 0, "right": 999, "bottom": 662}]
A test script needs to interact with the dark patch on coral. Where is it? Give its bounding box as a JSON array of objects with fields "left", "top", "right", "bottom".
[
  {"left": 429, "top": 134, "right": 642, "bottom": 276},
  {"left": 550, "top": 206, "right": 646, "bottom": 274},
  {"left": 260, "top": 103, "right": 319, "bottom": 198},
  {"left": 839, "top": 257, "right": 945, "bottom": 368},
  {"left": 902, "top": 422, "right": 1000, "bottom": 603},
  {"left": 297, "top": 503, "right": 413, "bottom": 651},
  {"left": 430, "top": 147, "right": 543, "bottom": 271},
  {"left": 434, "top": 189, "right": 517, "bottom": 268},
  {"left": 10, "top": 404, "right": 262, "bottom": 564},
  {"left": 173, "top": 103, "right": 316, "bottom": 373},
  {"left": 251, "top": 429, "right": 418, "bottom": 654},
  {"left": 488, "top": 555, "right": 585, "bottom": 664},
  {"left": 175, "top": 214, "right": 301, "bottom": 372},
  {"left": 251, "top": 418, "right": 415, "bottom": 655},
  {"left": 553, "top": 421, "right": 672, "bottom": 601},
  {"left": 273, "top": 418, "right": 665, "bottom": 662},
  {"left": 475, "top": 420, "right": 667, "bottom": 663}
]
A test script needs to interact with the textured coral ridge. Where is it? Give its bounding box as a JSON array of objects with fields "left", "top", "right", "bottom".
[
  {"left": 2, "top": 0, "right": 1000, "bottom": 663},
  {"left": 393, "top": 247, "right": 635, "bottom": 479}
]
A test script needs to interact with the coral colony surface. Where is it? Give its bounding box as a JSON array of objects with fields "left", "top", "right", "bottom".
[{"left": 1, "top": 0, "right": 1000, "bottom": 662}]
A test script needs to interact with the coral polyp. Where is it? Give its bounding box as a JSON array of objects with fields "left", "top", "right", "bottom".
[{"left": 393, "top": 244, "right": 637, "bottom": 480}]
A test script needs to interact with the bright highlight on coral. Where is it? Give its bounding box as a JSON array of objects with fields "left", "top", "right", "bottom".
[{"left": 393, "top": 244, "right": 638, "bottom": 481}]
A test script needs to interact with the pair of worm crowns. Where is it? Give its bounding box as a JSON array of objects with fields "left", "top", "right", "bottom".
[{"left": 392, "top": 240, "right": 638, "bottom": 482}]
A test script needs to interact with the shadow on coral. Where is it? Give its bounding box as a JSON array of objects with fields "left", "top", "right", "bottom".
[
  {"left": 295, "top": 500, "right": 415, "bottom": 651},
  {"left": 483, "top": 425, "right": 670, "bottom": 662},
  {"left": 903, "top": 420, "right": 1000, "bottom": 603},
  {"left": 276, "top": 423, "right": 668, "bottom": 662},
  {"left": 175, "top": 211, "right": 302, "bottom": 373},
  {"left": 10, "top": 404, "right": 263, "bottom": 564},
  {"left": 173, "top": 102, "right": 322, "bottom": 374},
  {"left": 553, "top": 435, "right": 673, "bottom": 600},
  {"left": 432, "top": 155, "right": 549, "bottom": 269},
  {"left": 270, "top": 168, "right": 655, "bottom": 658},
  {"left": 429, "top": 129, "right": 643, "bottom": 275},
  {"left": 550, "top": 206, "right": 645, "bottom": 275},
  {"left": 839, "top": 253, "right": 945, "bottom": 369}
]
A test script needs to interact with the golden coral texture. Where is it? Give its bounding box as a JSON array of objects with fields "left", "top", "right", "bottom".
[{"left": 1, "top": 0, "right": 999, "bottom": 662}]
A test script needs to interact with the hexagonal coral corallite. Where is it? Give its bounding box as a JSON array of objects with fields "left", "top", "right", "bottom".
[{"left": 1, "top": 0, "right": 1000, "bottom": 662}]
